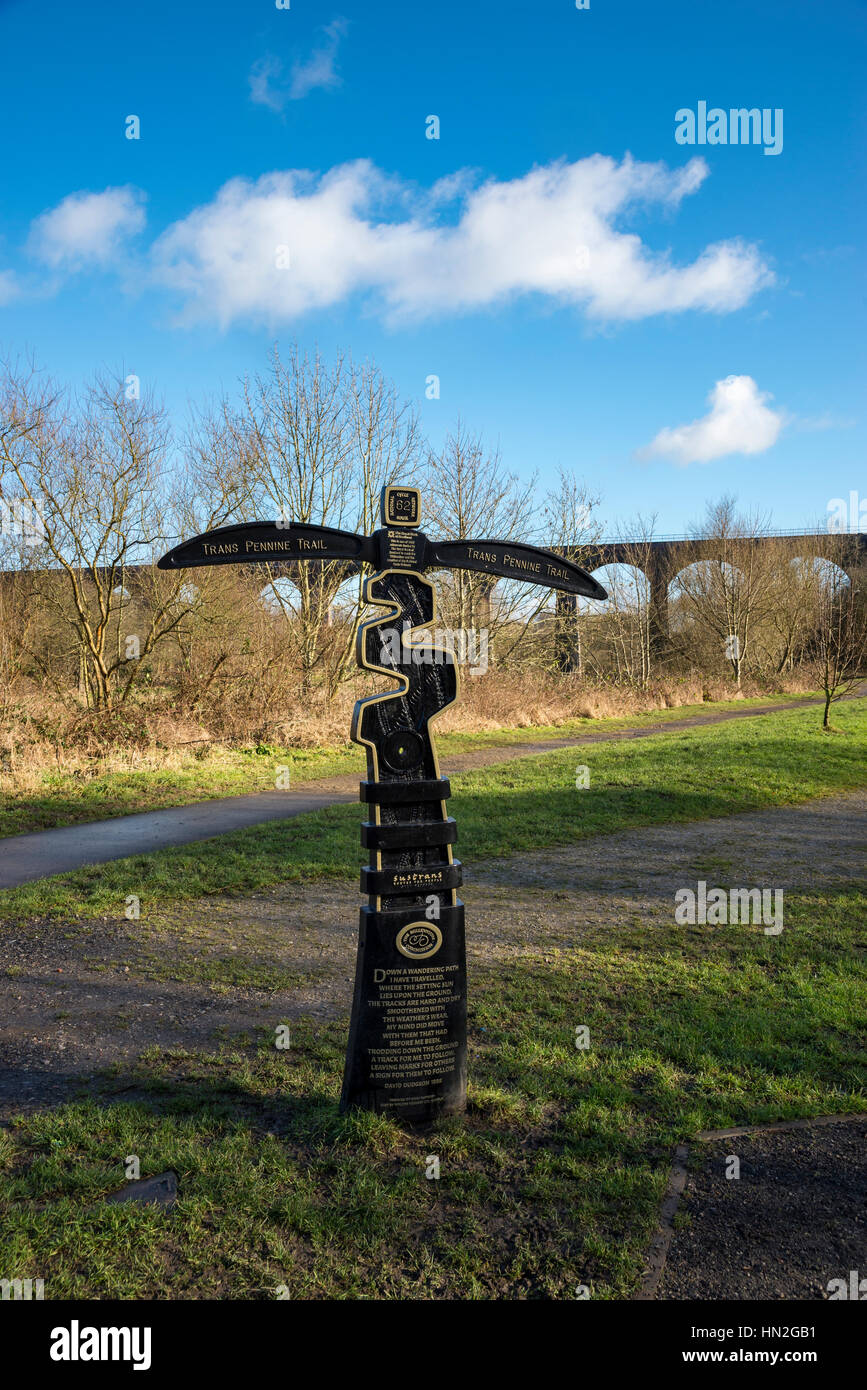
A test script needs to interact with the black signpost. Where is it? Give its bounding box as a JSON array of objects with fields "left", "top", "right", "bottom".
[{"left": 159, "top": 486, "right": 606, "bottom": 1126}]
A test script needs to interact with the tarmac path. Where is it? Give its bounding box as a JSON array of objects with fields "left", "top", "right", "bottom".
[{"left": 0, "top": 693, "right": 847, "bottom": 890}]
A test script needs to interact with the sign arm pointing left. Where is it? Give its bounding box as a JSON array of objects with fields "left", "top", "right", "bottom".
[{"left": 157, "top": 521, "right": 375, "bottom": 570}]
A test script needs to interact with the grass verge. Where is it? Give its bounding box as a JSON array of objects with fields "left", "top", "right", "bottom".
[
  {"left": 0, "top": 691, "right": 823, "bottom": 837},
  {"left": 1, "top": 886, "right": 863, "bottom": 1299},
  {"left": 2, "top": 699, "right": 865, "bottom": 925}
]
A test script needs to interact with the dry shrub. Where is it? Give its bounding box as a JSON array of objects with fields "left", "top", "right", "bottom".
[
  {"left": 0, "top": 665, "right": 824, "bottom": 795},
  {"left": 436, "top": 667, "right": 817, "bottom": 732}
]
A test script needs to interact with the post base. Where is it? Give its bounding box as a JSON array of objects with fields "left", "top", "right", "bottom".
[{"left": 340, "top": 903, "right": 467, "bottom": 1127}]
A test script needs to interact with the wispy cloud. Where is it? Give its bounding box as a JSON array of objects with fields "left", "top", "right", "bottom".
[
  {"left": 27, "top": 187, "right": 146, "bottom": 269},
  {"left": 289, "top": 17, "right": 347, "bottom": 99},
  {"left": 150, "top": 154, "right": 773, "bottom": 329},
  {"left": 249, "top": 18, "right": 348, "bottom": 113},
  {"left": 641, "top": 375, "right": 784, "bottom": 465},
  {"left": 794, "top": 411, "right": 856, "bottom": 432},
  {"left": 0, "top": 269, "right": 20, "bottom": 305},
  {"left": 248, "top": 56, "right": 287, "bottom": 115}
]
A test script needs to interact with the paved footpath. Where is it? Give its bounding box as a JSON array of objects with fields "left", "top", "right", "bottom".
[{"left": 0, "top": 695, "right": 847, "bottom": 889}]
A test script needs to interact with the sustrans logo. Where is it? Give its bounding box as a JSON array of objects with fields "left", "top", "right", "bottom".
[
  {"left": 50, "top": 1320, "right": 152, "bottom": 1371},
  {"left": 396, "top": 921, "right": 443, "bottom": 960}
]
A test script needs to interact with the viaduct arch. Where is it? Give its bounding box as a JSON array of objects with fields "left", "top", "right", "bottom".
[{"left": 554, "top": 530, "right": 867, "bottom": 667}]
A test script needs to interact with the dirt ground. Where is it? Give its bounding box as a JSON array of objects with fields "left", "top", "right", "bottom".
[
  {"left": 659, "top": 1119, "right": 867, "bottom": 1300},
  {"left": 1, "top": 788, "right": 864, "bottom": 1122}
]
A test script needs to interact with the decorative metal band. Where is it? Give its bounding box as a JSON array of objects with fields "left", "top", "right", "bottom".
[
  {"left": 359, "top": 777, "right": 451, "bottom": 805},
  {"left": 361, "top": 818, "right": 458, "bottom": 850}
]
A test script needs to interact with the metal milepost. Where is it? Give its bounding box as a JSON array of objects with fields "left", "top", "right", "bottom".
[{"left": 158, "top": 485, "right": 606, "bottom": 1127}]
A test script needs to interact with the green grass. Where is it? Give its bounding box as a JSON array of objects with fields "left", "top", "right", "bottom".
[
  {"left": 2, "top": 699, "right": 865, "bottom": 926},
  {"left": 1, "top": 887, "right": 863, "bottom": 1299},
  {"left": 0, "top": 690, "right": 822, "bottom": 837}
]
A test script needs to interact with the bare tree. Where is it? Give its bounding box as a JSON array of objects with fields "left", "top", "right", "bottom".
[
  {"left": 813, "top": 556, "right": 865, "bottom": 729},
  {"left": 573, "top": 510, "right": 657, "bottom": 687},
  {"left": 233, "top": 344, "right": 355, "bottom": 694},
  {"left": 223, "top": 344, "right": 423, "bottom": 696},
  {"left": 0, "top": 362, "right": 199, "bottom": 710},
  {"left": 423, "top": 419, "right": 539, "bottom": 665},
  {"left": 614, "top": 516, "right": 659, "bottom": 685},
  {"left": 329, "top": 355, "right": 424, "bottom": 689},
  {"left": 746, "top": 533, "right": 825, "bottom": 676},
  {"left": 674, "top": 496, "right": 774, "bottom": 688},
  {"left": 542, "top": 469, "right": 604, "bottom": 675},
  {"left": 184, "top": 392, "right": 258, "bottom": 533}
]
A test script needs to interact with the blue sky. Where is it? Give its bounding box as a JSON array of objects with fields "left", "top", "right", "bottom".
[{"left": 0, "top": 0, "right": 864, "bottom": 536}]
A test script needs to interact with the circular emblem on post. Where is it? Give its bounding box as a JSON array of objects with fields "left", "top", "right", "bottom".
[
  {"left": 381, "top": 728, "right": 425, "bottom": 773},
  {"left": 395, "top": 921, "right": 442, "bottom": 960}
]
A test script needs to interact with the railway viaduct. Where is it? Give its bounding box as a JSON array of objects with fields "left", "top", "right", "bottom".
[{"left": 553, "top": 529, "right": 867, "bottom": 659}]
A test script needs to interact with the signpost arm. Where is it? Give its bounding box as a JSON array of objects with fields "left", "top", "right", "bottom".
[
  {"left": 428, "top": 538, "right": 607, "bottom": 600},
  {"left": 157, "top": 521, "right": 375, "bottom": 571}
]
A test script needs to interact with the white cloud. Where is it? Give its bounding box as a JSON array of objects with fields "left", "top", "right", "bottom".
[
  {"left": 151, "top": 154, "right": 773, "bottom": 328},
  {"left": 642, "top": 375, "right": 783, "bottom": 466},
  {"left": 28, "top": 187, "right": 146, "bottom": 269},
  {"left": 249, "top": 18, "right": 347, "bottom": 113},
  {"left": 0, "top": 269, "right": 20, "bottom": 305}
]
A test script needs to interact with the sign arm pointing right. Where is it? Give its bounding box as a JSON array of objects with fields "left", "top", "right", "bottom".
[{"left": 427, "top": 538, "right": 607, "bottom": 600}]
